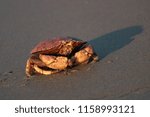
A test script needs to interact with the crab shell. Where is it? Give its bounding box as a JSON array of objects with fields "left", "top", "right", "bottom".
[{"left": 31, "top": 37, "right": 86, "bottom": 56}]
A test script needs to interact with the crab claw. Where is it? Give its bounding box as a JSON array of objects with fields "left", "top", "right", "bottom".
[
  {"left": 39, "top": 54, "right": 72, "bottom": 70},
  {"left": 73, "top": 45, "right": 98, "bottom": 65}
]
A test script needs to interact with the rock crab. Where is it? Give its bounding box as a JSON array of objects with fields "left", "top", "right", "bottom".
[{"left": 25, "top": 37, "right": 99, "bottom": 77}]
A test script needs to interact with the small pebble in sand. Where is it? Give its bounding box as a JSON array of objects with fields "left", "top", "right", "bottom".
[
  {"left": 8, "top": 71, "right": 13, "bottom": 73},
  {"left": 107, "top": 60, "right": 113, "bottom": 64}
]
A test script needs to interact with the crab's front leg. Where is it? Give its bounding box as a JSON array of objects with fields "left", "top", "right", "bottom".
[
  {"left": 25, "top": 55, "right": 47, "bottom": 77},
  {"left": 39, "top": 54, "right": 72, "bottom": 70},
  {"left": 33, "top": 64, "right": 60, "bottom": 75},
  {"left": 25, "top": 58, "right": 34, "bottom": 77},
  {"left": 72, "top": 45, "right": 99, "bottom": 65}
]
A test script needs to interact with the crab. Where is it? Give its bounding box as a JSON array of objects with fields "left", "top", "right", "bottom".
[{"left": 25, "top": 37, "right": 99, "bottom": 77}]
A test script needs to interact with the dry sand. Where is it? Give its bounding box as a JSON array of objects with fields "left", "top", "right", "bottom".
[{"left": 0, "top": 0, "right": 150, "bottom": 99}]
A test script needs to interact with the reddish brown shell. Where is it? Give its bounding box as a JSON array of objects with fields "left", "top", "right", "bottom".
[{"left": 31, "top": 37, "right": 86, "bottom": 55}]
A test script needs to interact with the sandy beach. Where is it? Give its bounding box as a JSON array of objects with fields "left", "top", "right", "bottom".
[{"left": 0, "top": 0, "right": 150, "bottom": 99}]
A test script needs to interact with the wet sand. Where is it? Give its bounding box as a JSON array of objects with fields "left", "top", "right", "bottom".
[{"left": 0, "top": 0, "right": 150, "bottom": 99}]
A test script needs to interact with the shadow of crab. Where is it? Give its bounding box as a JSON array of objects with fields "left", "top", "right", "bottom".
[{"left": 88, "top": 25, "right": 143, "bottom": 58}]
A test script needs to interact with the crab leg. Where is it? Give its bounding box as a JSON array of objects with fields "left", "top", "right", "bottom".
[
  {"left": 26, "top": 59, "right": 33, "bottom": 77},
  {"left": 25, "top": 55, "right": 48, "bottom": 77},
  {"left": 33, "top": 64, "right": 59, "bottom": 75},
  {"left": 25, "top": 58, "right": 36, "bottom": 77}
]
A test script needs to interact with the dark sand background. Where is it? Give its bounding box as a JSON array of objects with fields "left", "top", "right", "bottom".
[{"left": 0, "top": 0, "right": 150, "bottom": 99}]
